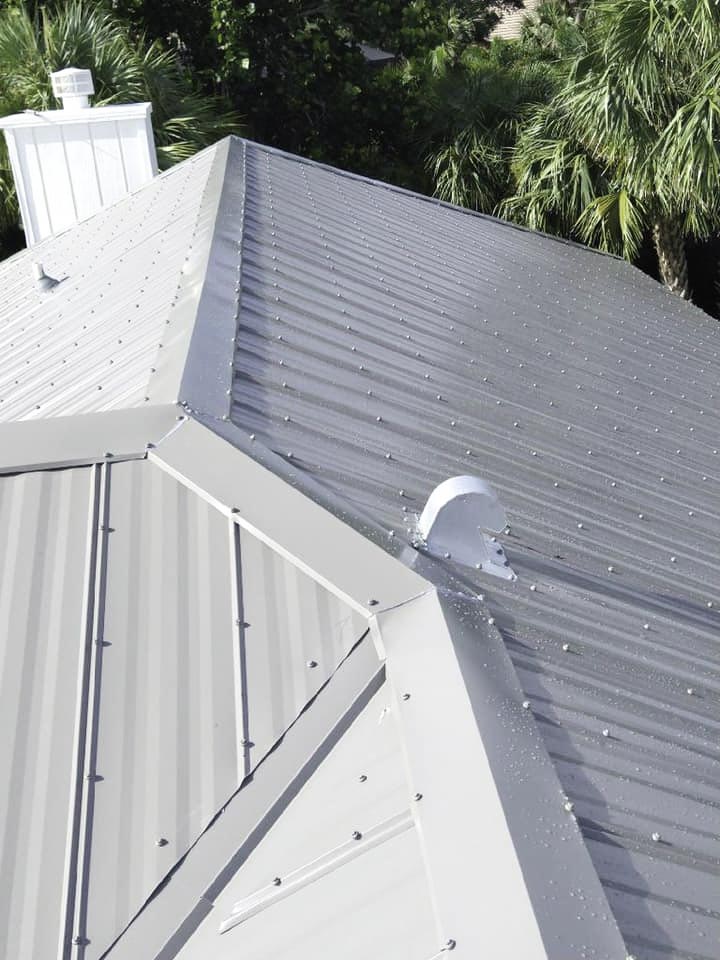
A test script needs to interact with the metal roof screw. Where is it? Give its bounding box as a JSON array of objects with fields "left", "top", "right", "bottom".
[
  {"left": 707, "top": 601, "right": 714, "bottom": 608},
  {"left": 443, "top": 939, "right": 457, "bottom": 951},
  {"left": 306, "top": 659, "right": 318, "bottom": 669},
  {"left": 155, "top": 837, "right": 168, "bottom": 847},
  {"left": 602, "top": 728, "right": 610, "bottom": 738},
  {"left": 398, "top": 489, "right": 405, "bottom": 497},
  {"left": 688, "top": 510, "right": 694, "bottom": 517},
  {"left": 651, "top": 831, "right": 661, "bottom": 843},
  {"left": 351, "top": 830, "right": 362, "bottom": 840},
  {"left": 607, "top": 565, "right": 615, "bottom": 573},
  {"left": 529, "top": 584, "right": 537, "bottom": 592},
  {"left": 643, "top": 623, "right": 649, "bottom": 630},
  {"left": 359, "top": 774, "right": 368, "bottom": 782},
  {"left": 385, "top": 452, "right": 392, "bottom": 460},
  {"left": 670, "top": 556, "right": 677, "bottom": 563},
  {"left": 443, "top": 551, "right": 451, "bottom": 559},
  {"left": 367, "top": 599, "right": 379, "bottom": 607},
  {"left": 638, "top": 513, "right": 644, "bottom": 520},
  {"left": 563, "top": 800, "right": 574, "bottom": 813},
  {"left": 401, "top": 693, "right": 411, "bottom": 701},
  {"left": 272, "top": 877, "right": 282, "bottom": 886},
  {"left": 413, "top": 792, "right": 423, "bottom": 801},
  {"left": 610, "top": 481, "right": 617, "bottom": 487},
  {"left": 73, "top": 936, "right": 88, "bottom": 946},
  {"left": 522, "top": 700, "right": 531, "bottom": 710},
  {"left": 687, "top": 687, "right": 694, "bottom": 696},
  {"left": 562, "top": 643, "right": 570, "bottom": 652},
  {"left": 104, "top": 451, "right": 113, "bottom": 459},
  {"left": 487, "top": 617, "right": 495, "bottom": 625},
  {"left": 577, "top": 523, "right": 584, "bottom": 530}
]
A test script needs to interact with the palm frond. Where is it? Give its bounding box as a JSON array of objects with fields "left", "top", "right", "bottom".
[{"left": 574, "top": 188, "right": 646, "bottom": 258}]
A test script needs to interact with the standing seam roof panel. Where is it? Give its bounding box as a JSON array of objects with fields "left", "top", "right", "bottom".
[{"left": 0, "top": 467, "right": 94, "bottom": 960}]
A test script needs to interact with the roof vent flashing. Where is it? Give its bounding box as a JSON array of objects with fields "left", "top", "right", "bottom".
[
  {"left": 31, "top": 261, "right": 60, "bottom": 292},
  {"left": 415, "top": 476, "right": 516, "bottom": 580}
]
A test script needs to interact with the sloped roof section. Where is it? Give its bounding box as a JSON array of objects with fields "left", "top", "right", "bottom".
[
  {"left": 0, "top": 140, "right": 225, "bottom": 422},
  {"left": 219, "top": 139, "right": 720, "bottom": 960},
  {"left": 0, "top": 444, "right": 368, "bottom": 959},
  {"left": 1, "top": 135, "right": 718, "bottom": 960}
]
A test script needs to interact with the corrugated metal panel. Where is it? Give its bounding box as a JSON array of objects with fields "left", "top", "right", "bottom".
[
  {"left": 226, "top": 140, "right": 720, "bottom": 959},
  {"left": 175, "top": 683, "right": 440, "bottom": 960},
  {"left": 0, "top": 467, "right": 93, "bottom": 960},
  {"left": 82, "top": 458, "right": 240, "bottom": 959},
  {"left": 0, "top": 142, "right": 219, "bottom": 422}
]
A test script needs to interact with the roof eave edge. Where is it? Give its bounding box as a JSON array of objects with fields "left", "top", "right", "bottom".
[{"left": 0, "top": 405, "right": 182, "bottom": 474}]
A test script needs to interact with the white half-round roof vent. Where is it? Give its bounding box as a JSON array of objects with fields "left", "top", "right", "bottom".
[
  {"left": 51, "top": 67, "right": 94, "bottom": 111},
  {"left": 416, "top": 476, "right": 516, "bottom": 580}
]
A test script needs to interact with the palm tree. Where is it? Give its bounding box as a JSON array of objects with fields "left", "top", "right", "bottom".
[
  {"left": 502, "top": 0, "right": 720, "bottom": 299},
  {"left": 0, "top": 1, "right": 241, "bottom": 254},
  {"left": 419, "top": 41, "right": 560, "bottom": 213}
]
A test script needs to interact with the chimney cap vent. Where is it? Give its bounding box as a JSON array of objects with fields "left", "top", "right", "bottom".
[{"left": 51, "top": 67, "right": 94, "bottom": 109}]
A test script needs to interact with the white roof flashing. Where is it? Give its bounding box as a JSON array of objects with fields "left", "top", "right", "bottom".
[{"left": 416, "top": 476, "right": 516, "bottom": 580}]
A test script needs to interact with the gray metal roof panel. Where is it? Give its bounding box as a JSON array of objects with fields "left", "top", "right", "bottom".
[
  {"left": 221, "top": 139, "right": 720, "bottom": 958},
  {"left": 0, "top": 466, "right": 94, "bottom": 960},
  {"left": 0, "top": 450, "right": 374, "bottom": 959},
  {"left": 81, "top": 458, "right": 242, "bottom": 958},
  {"left": 0, "top": 142, "right": 221, "bottom": 422}
]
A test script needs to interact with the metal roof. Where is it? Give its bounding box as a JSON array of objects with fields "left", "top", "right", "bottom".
[
  {"left": 220, "top": 139, "right": 720, "bottom": 960},
  {"left": 490, "top": 0, "right": 542, "bottom": 40},
  {"left": 0, "top": 135, "right": 718, "bottom": 960},
  {"left": 0, "top": 139, "right": 224, "bottom": 421}
]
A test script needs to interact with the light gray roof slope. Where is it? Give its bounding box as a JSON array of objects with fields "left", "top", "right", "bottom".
[
  {"left": 0, "top": 135, "right": 718, "bottom": 960},
  {"left": 0, "top": 139, "right": 225, "bottom": 422}
]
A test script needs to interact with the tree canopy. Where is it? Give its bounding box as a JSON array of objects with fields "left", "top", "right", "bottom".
[
  {"left": 2, "top": 0, "right": 720, "bottom": 313},
  {"left": 502, "top": 0, "right": 720, "bottom": 299}
]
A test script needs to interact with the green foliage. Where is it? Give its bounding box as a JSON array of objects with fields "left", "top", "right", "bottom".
[
  {"left": 420, "top": 39, "right": 560, "bottom": 213},
  {"left": 503, "top": 0, "right": 720, "bottom": 297},
  {"left": 0, "top": 0, "right": 241, "bottom": 253},
  {"left": 207, "top": 0, "right": 521, "bottom": 180}
]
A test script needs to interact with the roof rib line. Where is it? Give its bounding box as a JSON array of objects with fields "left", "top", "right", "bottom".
[{"left": 58, "top": 461, "right": 111, "bottom": 960}]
